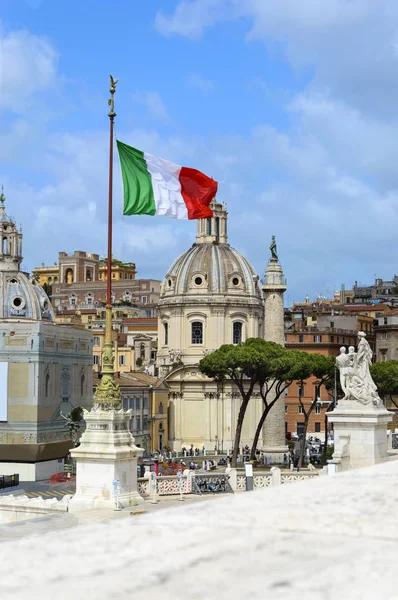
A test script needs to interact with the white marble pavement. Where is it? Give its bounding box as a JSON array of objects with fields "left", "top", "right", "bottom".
[{"left": 2, "top": 458, "right": 398, "bottom": 599}]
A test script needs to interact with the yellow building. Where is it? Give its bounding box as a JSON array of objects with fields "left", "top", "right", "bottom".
[
  {"left": 33, "top": 263, "right": 59, "bottom": 286},
  {"left": 91, "top": 328, "right": 135, "bottom": 374},
  {"left": 33, "top": 253, "right": 136, "bottom": 287}
]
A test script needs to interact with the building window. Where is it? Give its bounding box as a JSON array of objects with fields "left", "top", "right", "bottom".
[
  {"left": 298, "top": 334, "right": 304, "bottom": 343},
  {"left": 136, "top": 416, "right": 141, "bottom": 431},
  {"left": 330, "top": 321, "right": 334, "bottom": 328},
  {"left": 297, "top": 423, "right": 305, "bottom": 437},
  {"left": 142, "top": 296, "right": 147, "bottom": 304},
  {"left": 143, "top": 397, "right": 148, "bottom": 410},
  {"left": 384, "top": 317, "right": 388, "bottom": 325},
  {"left": 285, "top": 405, "right": 288, "bottom": 414},
  {"left": 298, "top": 406, "right": 304, "bottom": 414},
  {"left": 163, "top": 322, "right": 168, "bottom": 346},
  {"left": 129, "top": 398, "right": 134, "bottom": 410},
  {"left": 140, "top": 343, "right": 145, "bottom": 360},
  {"left": 136, "top": 398, "right": 141, "bottom": 410},
  {"left": 298, "top": 385, "right": 304, "bottom": 397},
  {"left": 159, "top": 402, "right": 164, "bottom": 414},
  {"left": 191, "top": 321, "right": 203, "bottom": 344},
  {"left": 61, "top": 367, "right": 70, "bottom": 403},
  {"left": 233, "top": 322, "right": 242, "bottom": 344},
  {"left": 331, "top": 335, "right": 334, "bottom": 342},
  {"left": 314, "top": 335, "right": 322, "bottom": 343},
  {"left": 119, "top": 355, "right": 126, "bottom": 366},
  {"left": 215, "top": 217, "right": 220, "bottom": 241},
  {"left": 315, "top": 422, "right": 321, "bottom": 433},
  {"left": 315, "top": 405, "right": 321, "bottom": 414},
  {"left": 206, "top": 218, "right": 212, "bottom": 236},
  {"left": 93, "top": 336, "right": 100, "bottom": 346},
  {"left": 143, "top": 416, "right": 148, "bottom": 431},
  {"left": 45, "top": 373, "right": 50, "bottom": 398},
  {"left": 381, "top": 332, "right": 387, "bottom": 339},
  {"left": 93, "top": 355, "right": 99, "bottom": 365}
]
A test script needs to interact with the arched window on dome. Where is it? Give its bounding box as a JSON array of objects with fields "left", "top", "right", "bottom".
[
  {"left": 163, "top": 322, "right": 168, "bottom": 346},
  {"left": 191, "top": 321, "right": 203, "bottom": 345},
  {"left": 233, "top": 322, "right": 243, "bottom": 345},
  {"left": 215, "top": 217, "right": 220, "bottom": 242},
  {"left": 2, "top": 237, "right": 7, "bottom": 255},
  {"left": 206, "top": 218, "right": 212, "bottom": 236}
]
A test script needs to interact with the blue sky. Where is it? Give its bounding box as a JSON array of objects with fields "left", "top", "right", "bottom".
[{"left": 2, "top": 0, "right": 398, "bottom": 304}]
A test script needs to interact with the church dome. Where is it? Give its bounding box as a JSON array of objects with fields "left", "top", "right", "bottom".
[
  {"left": 0, "top": 191, "right": 54, "bottom": 321},
  {"left": 0, "top": 272, "right": 55, "bottom": 321},
  {"left": 160, "top": 201, "right": 262, "bottom": 303}
]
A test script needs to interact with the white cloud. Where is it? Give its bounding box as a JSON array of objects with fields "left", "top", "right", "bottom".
[
  {"left": 186, "top": 73, "right": 214, "bottom": 94},
  {"left": 132, "top": 91, "right": 172, "bottom": 123},
  {"left": 0, "top": 26, "right": 58, "bottom": 113},
  {"left": 155, "top": 0, "right": 233, "bottom": 39}
]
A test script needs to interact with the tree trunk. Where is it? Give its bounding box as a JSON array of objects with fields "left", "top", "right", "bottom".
[
  {"left": 231, "top": 396, "right": 250, "bottom": 467},
  {"left": 297, "top": 412, "right": 310, "bottom": 468},
  {"left": 249, "top": 405, "right": 271, "bottom": 461}
]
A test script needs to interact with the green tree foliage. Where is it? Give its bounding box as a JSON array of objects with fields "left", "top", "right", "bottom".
[
  {"left": 249, "top": 349, "right": 314, "bottom": 460},
  {"left": 370, "top": 361, "right": 398, "bottom": 408},
  {"left": 200, "top": 338, "right": 285, "bottom": 466}
]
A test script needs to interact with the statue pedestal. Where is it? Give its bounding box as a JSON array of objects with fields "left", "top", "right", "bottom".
[
  {"left": 327, "top": 400, "right": 393, "bottom": 472},
  {"left": 69, "top": 406, "right": 143, "bottom": 512}
]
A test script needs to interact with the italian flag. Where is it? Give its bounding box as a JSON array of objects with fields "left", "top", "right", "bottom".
[{"left": 117, "top": 140, "right": 218, "bottom": 220}]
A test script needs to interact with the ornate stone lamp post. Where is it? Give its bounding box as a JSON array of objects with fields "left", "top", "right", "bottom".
[{"left": 69, "top": 78, "right": 143, "bottom": 511}]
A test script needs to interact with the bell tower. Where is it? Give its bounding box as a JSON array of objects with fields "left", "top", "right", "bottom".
[{"left": 0, "top": 188, "right": 23, "bottom": 273}]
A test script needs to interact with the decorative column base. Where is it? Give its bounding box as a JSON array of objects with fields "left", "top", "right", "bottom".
[
  {"left": 327, "top": 400, "right": 393, "bottom": 472},
  {"left": 260, "top": 445, "right": 289, "bottom": 465},
  {"left": 69, "top": 406, "right": 144, "bottom": 512}
]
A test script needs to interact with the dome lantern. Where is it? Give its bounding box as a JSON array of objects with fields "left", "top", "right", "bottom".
[{"left": 196, "top": 199, "right": 228, "bottom": 244}]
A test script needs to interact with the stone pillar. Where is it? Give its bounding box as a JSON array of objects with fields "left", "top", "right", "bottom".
[
  {"left": 327, "top": 400, "right": 392, "bottom": 471},
  {"left": 261, "top": 253, "right": 288, "bottom": 464},
  {"left": 69, "top": 406, "right": 143, "bottom": 512}
]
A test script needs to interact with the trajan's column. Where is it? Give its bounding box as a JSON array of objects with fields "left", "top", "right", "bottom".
[{"left": 262, "top": 236, "right": 288, "bottom": 463}]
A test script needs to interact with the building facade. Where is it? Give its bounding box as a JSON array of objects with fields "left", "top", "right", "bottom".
[
  {"left": 0, "top": 193, "right": 93, "bottom": 480},
  {"left": 284, "top": 314, "right": 376, "bottom": 436},
  {"left": 157, "top": 201, "right": 286, "bottom": 454},
  {"left": 34, "top": 251, "right": 160, "bottom": 315}
]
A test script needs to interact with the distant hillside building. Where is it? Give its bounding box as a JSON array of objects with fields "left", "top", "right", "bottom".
[
  {"left": 0, "top": 192, "right": 93, "bottom": 481},
  {"left": 34, "top": 251, "right": 161, "bottom": 315},
  {"left": 353, "top": 276, "right": 398, "bottom": 304}
]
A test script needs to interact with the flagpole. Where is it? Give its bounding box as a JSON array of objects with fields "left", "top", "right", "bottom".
[{"left": 94, "top": 75, "right": 121, "bottom": 409}]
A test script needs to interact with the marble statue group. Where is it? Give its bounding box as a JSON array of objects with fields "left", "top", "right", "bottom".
[{"left": 336, "top": 332, "right": 382, "bottom": 407}]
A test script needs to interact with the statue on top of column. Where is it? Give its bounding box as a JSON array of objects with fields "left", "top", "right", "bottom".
[{"left": 269, "top": 235, "right": 278, "bottom": 260}]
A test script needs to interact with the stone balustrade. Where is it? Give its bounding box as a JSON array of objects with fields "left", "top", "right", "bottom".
[{"left": 137, "top": 469, "right": 318, "bottom": 497}]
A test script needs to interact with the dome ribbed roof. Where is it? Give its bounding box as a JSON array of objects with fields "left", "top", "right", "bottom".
[
  {"left": 0, "top": 272, "right": 55, "bottom": 321},
  {"left": 161, "top": 242, "right": 262, "bottom": 300}
]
